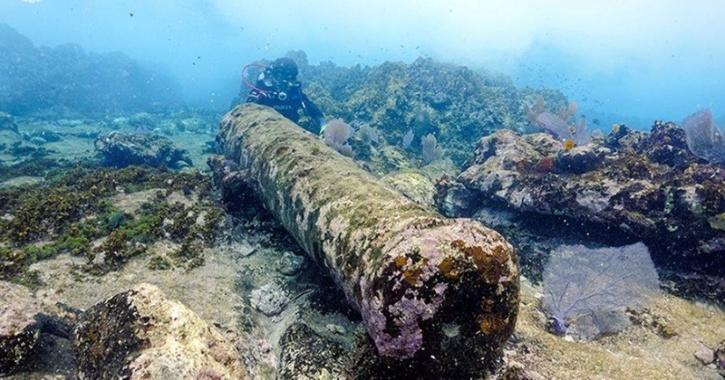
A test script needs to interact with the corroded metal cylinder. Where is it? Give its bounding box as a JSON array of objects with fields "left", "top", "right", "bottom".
[{"left": 217, "top": 104, "right": 519, "bottom": 362}]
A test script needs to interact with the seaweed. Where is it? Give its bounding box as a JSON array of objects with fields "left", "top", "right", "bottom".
[
  {"left": 1, "top": 165, "right": 223, "bottom": 276},
  {"left": 169, "top": 236, "right": 205, "bottom": 270}
]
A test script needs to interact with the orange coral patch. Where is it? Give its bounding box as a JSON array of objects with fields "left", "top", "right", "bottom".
[
  {"left": 403, "top": 268, "right": 422, "bottom": 286},
  {"left": 450, "top": 240, "right": 510, "bottom": 283},
  {"left": 479, "top": 315, "right": 507, "bottom": 335},
  {"left": 563, "top": 139, "right": 576, "bottom": 151},
  {"left": 394, "top": 255, "right": 407, "bottom": 268},
  {"left": 437, "top": 257, "right": 460, "bottom": 279}
]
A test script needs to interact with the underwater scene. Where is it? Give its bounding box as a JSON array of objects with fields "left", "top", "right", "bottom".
[{"left": 0, "top": 1, "right": 723, "bottom": 379}]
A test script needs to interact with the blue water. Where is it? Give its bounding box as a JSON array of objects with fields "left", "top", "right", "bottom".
[{"left": 2, "top": 0, "right": 724, "bottom": 127}]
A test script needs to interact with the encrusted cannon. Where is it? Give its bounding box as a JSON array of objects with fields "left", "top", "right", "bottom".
[{"left": 215, "top": 104, "right": 519, "bottom": 365}]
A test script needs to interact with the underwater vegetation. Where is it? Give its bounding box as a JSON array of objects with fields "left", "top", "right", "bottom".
[
  {"left": 321, "top": 118, "right": 354, "bottom": 157},
  {"left": 542, "top": 242, "right": 660, "bottom": 340},
  {"left": 0, "top": 165, "right": 223, "bottom": 283},
  {"left": 524, "top": 95, "right": 590, "bottom": 146},
  {"left": 420, "top": 133, "right": 444, "bottom": 163},
  {"left": 682, "top": 109, "right": 725, "bottom": 164},
  {"left": 279, "top": 52, "right": 565, "bottom": 166}
]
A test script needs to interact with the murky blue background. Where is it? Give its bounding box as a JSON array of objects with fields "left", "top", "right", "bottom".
[{"left": 3, "top": 0, "right": 724, "bottom": 128}]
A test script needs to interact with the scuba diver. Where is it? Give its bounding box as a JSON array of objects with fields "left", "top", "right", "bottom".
[{"left": 245, "top": 57, "right": 325, "bottom": 134}]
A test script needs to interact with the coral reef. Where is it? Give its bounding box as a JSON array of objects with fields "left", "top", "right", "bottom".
[
  {"left": 502, "top": 276, "right": 724, "bottom": 380},
  {"left": 73, "top": 283, "right": 246, "bottom": 379},
  {"left": 438, "top": 122, "right": 724, "bottom": 275},
  {"left": 214, "top": 104, "right": 519, "bottom": 374},
  {"left": 0, "top": 23, "right": 181, "bottom": 115},
  {"left": 1, "top": 45, "right": 723, "bottom": 379},
  {"left": 94, "top": 131, "right": 192, "bottom": 169},
  {"left": 283, "top": 52, "right": 561, "bottom": 166}
]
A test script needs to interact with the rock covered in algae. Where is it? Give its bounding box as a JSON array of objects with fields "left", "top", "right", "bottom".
[
  {"left": 94, "top": 131, "right": 192, "bottom": 169},
  {"left": 215, "top": 104, "right": 519, "bottom": 366},
  {"left": 441, "top": 124, "right": 724, "bottom": 274},
  {"left": 278, "top": 322, "right": 350, "bottom": 379},
  {"left": 73, "top": 283, "right": 246, "bottom": 379},
  {"left": 0, "top": 281, "right": 43, "bottom": 375}
]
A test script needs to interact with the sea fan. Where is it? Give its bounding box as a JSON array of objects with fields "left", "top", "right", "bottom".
[
  {"left": 524, "top": 96, "right": 590, "bottom": 145},
  {"left": 682, "top": 109, "right": 725, "bottom": 164},
  {"left": 358, "top": 125, "right": 382, "bottom": 145},
  {"left": 323, "top": 119, "right": 354, "bottom": 157},
  {"left": 542, "top": 242, "right": 659, "bottom": 340},
  {"left": 402, "top": 129, "right": 414, "bottom": 149},
  {"left": 421, "top": 133, "right": 444, "bottom": 163}
]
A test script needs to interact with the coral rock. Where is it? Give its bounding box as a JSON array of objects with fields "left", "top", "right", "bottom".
[
  {"left": 249, "top": 283, "right": 289, "bottom": 317},
  {"left": 0, "top": 281, "right": 42, "bottom": 375},
  {"left": 445, "top": 127, "right": 725, "bottom": 274},
  {"left": 694, "top": 345, "right": 715, "bottom": 365},
  {"left": 95, "top": 131, "right": 192, "bottom": 168},
  {"left": 73, "top": 283, "right": 246, "bottom": 379},
  {"left": 555, "top": 144, "right": 610, "bottom": 174},
  {"left": 276, "top": 251, "right": 306, "bottom": 276},
  {"left": 278, "top": 323, "right": 349, "bottom": 379}
]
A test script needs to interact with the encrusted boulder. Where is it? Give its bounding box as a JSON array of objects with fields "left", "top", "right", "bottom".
[
  {"left": 249, "top": 283, "right": 289, "bottom": 317},
  {"left": 637, "top": 120, "right": 697, "bottom": 167},
  {"left": 0, "top": 281, "right": 42, "bottom": 375},
  {"left": 73, "top": 283, "right": 246, "bottom": 379},
  {"left": 94, "top": 131, "right": 192, "bottom": 168},
  {"left": 555, "top": 144, "right": 610, "bottom": 174},
  {"left": 442, "top": 124, "right": 725, "bottom": 274},
  {"left": 216, "top": 104, "right": 519, "bottom": 373},
  {"left": 278, "top": 323, "right": 350, "bottom": 379}
]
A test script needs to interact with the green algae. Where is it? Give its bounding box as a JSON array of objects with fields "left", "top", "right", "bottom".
[
  {"left": 297, "top": 57, "right": 568, "bottom": 166},
  {"left": 0, "top": 165, "right": 225, "bottom": 280}
]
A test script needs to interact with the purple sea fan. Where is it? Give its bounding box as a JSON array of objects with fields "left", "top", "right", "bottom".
[
  {"left": 682, "top": 109, "right": 725, "bottom": 164},
  {"left": 542, "top": 242, "right": 659, "bottom": 340},
  {"left": 421, "top": 133, "right": 444, "bottom": 163},
  {"left": 323, "top": 118, "right": 354, "bottom": 157},
  {"left": 524, "top": 96, "right": 590, "bottom": 145}
]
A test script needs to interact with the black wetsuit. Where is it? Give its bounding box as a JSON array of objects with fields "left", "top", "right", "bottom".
[{"left": 246, "top": 80, "right": 324, "bottom": 134}]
